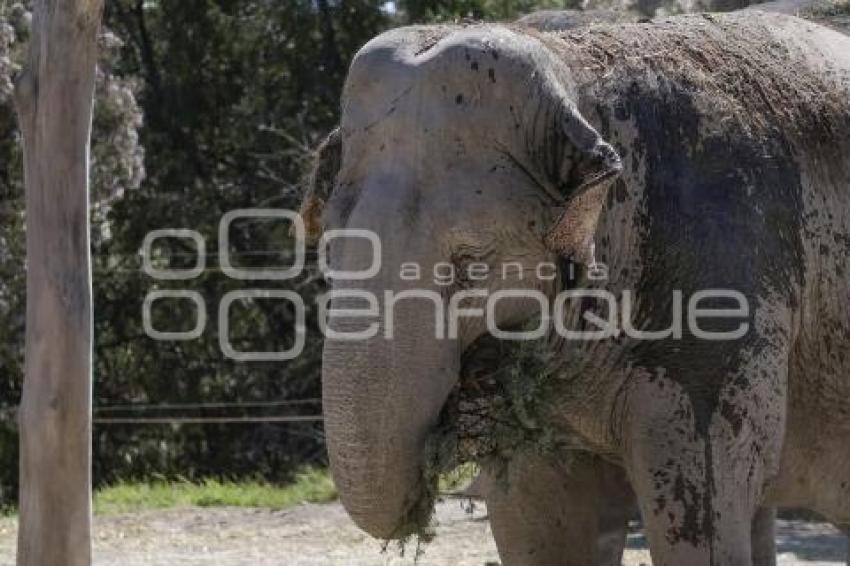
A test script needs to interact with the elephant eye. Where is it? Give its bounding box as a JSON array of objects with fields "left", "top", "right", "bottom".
[{"left": 500, "top": 149, "right": 563, "bottom": 205}]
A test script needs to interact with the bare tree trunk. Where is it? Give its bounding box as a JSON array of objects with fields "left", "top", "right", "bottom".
[{"left": 14, "top": 1, "right": 103, "bottom": 564}]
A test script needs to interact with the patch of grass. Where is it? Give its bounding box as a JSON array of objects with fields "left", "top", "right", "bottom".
[
  {"left": 93, "top": 468, "right": 337, "bottom": 515},
  {"left": 438, "top": 462, "right": 479, "bottom": 493}
]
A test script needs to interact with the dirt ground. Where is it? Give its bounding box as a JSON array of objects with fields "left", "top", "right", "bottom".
[{"left": 0, "top": 500, "right": 846, "bottom": 565}]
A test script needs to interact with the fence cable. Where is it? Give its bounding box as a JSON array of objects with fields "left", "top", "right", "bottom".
[
  {"left": 93, "top": 398, "right": 322, "bottom": 412},
  {"left": 93, "top": 415, "right": 324, "bottom": 424}
]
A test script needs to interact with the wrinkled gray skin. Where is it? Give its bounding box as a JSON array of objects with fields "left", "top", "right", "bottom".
[{"left": 310, "top": 11, "right": 850, "bottom": 566}]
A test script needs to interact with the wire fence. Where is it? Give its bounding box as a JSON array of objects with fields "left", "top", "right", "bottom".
[
  {"left": 0, "top": 399, "right": 326, "bottom": 426},
  {"left": 93, "top": 415, "right": 324, "bottom": 424},
  {"left": 93, "top": 399, "right": 322, "bottom": 411}
]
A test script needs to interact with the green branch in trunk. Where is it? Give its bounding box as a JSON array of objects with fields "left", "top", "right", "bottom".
[{"left": 394, "top": 331, "right": 593, "bottom": 547}]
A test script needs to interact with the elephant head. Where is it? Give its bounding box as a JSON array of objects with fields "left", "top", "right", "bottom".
[{"left": 302, "top": 25, "right": 621, "bottom": 539}]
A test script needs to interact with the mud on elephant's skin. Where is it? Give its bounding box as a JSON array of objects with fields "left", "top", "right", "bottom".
[{"left": 302, "top": 10, "right": 850, "bottom": 566}]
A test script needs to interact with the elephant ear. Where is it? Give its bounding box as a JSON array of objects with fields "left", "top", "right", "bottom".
[
  {"left": 543, "top": 116, "right": 622, "bottom": 265},
  {"left": 298, "top": 126, "right": 342, "bottom": 245}
]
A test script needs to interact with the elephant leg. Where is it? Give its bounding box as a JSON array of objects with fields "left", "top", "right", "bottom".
[
  {"left": 625, "top": 390, "right": 756, "bottom": 564},
  {"left": 751, "top": 506, "right": 777, "bottom": 566},
  {"left": 481, "top": 451, "right": 635, "bottom": 566},
  {"left": 623, "top": 358, "right": 787, "bottom": 565}
]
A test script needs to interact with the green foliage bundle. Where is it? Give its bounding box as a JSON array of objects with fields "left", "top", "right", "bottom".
[{"left": 398, "top": 334, "right": 583, "bottom": 543}]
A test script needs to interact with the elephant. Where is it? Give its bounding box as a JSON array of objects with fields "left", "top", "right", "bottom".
[
  {"left": 305, "top": 80, "right": 642, "bottom": 566},
  {"left": 301, "top": 9, "right": 850, "bottom": 566}
]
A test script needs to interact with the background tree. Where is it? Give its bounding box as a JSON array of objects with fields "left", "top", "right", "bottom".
[{"left": 89, "top": 0, "right": 389, "bottom": 486}]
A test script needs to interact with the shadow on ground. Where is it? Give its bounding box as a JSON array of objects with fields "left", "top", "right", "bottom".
[{"left": 625, "top": 520, "right": 848, "bottom": 562}]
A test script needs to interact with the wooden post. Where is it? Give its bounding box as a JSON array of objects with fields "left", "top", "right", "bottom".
[{"left": 14, "top": 0, "right": 103, "bottom": 564}]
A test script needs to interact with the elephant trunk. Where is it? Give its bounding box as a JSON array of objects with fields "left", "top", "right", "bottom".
[{"left": 322, "top": 251, "right": 458, "bottom": 539}]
